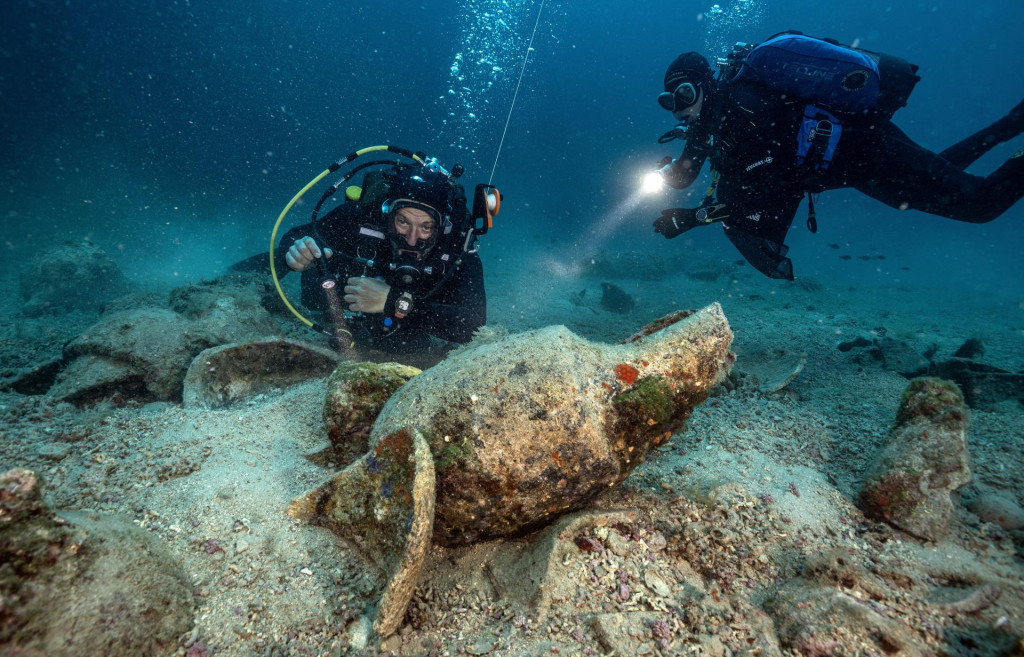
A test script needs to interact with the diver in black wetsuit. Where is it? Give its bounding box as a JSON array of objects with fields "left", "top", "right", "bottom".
[
  {"left": 272, "top": 163, "right": 487, "bottom": 354},
  {"left": 652, "top": 42, "right": 1024, "bottom": 280}
]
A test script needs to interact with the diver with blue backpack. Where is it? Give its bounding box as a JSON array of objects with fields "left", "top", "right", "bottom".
[{"left": 651, "top": 31, "right": 1024, "bottom": 279}]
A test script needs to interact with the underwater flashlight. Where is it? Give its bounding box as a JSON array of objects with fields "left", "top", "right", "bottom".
[{"left": 641, "top": 170, "right": 665, "bottom": 194}]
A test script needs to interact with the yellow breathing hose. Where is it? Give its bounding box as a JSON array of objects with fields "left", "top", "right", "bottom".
[
  {"left": 269, "top": 167, "right": 333, "bottom": 329},
  {"left": 268, "top": 145, "right": 424, "bottom": 332}
]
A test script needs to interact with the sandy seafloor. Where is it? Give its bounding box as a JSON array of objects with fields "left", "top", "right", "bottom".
[{"left": 2, "top": 237, "right": 1023, "bottom": 657}]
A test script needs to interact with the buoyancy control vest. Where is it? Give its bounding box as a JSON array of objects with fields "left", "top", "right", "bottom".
[
  {"left": 721, "top": 31, "right": 921, "bottom": 120},
  {"left": 714, "top": 32, "right": 921, "bottom": 233}
]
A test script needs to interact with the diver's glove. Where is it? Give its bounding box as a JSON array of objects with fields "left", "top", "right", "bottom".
[{"left": 653, "top": 204, "right": 728, "bottom": 239}]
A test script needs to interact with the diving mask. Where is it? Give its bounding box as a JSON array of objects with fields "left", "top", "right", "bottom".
[{"left": 658, "top": 82, "right": 698, "bottom": 113}]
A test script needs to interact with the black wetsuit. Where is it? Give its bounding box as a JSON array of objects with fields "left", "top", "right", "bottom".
[
  {"left": 273, "top": 202, "right": 486, "bottom": 353},
  {"left": 665, "top": 78, "right": 1024, "bottom": 279}
]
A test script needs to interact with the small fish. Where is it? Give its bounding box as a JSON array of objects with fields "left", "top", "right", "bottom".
[
  {"left": 839, "top": 255, "right": 852, "bottom": 261},
  {"left": 827, "top": 243, "right": 840, "bottom": 249}
]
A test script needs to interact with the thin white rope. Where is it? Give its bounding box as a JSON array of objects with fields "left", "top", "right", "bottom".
[{"left": 488, "top": 0, "right": 546, "bottom": 186}]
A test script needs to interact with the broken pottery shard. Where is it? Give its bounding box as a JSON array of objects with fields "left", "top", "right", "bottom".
[
  {"left": 183, "top": 339, "right": 340, "bottom": 408},
  {"left": 287, "top": 427, "right": 435, "bottom": 640},
  {"left": 323, "top": 362, "right": 422, "bottom": 467},
  {"left": 371, "top": 302, "right": 734, "bottom": 546},
  {"left": 738, "top": 350, "right": 807, "bottom": 393},
  {"left": 859, "top": 377, "right": 971, "bottom": 541}
]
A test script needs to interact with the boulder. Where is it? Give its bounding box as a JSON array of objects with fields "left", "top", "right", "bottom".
[
  {"left": 859, "top": 377, "right": 971, "bottom": 541},
  {"left": 0, "top": 469, "right": 192, "bottom": 656},
  {"left": 927, "top": 358, "right": 1024, "bottom": 409},
  {"left": 767, "top": 578, "right": 930, "bottom": 656},
  {"left": 967, "top": 493, "right": 1024, "bottom": 531},
  {"left": 18, "top": 242, "right": 127, "bottom": 317},
  {"left": 50, "top": 275, "right": 283, "bottom": 405}
]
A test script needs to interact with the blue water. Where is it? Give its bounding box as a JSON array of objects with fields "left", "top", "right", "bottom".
[{"left": 2, "top": 0, "right": 1022, "bottom": 296}]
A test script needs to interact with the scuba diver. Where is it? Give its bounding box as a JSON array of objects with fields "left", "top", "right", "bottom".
[
  {"left": 265, "top": 151, "right": 497, "bottom": 355},
  {"left": 651, "top": 32, "right": 1024, "bottom": 279}
]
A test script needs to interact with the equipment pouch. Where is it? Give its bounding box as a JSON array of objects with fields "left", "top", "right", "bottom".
[{"left": 796, "top": 105, "right": 842, "bottom": 171}]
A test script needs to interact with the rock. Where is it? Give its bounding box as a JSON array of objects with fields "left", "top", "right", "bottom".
[
  {"left": 859, "top": 377, "right": 971, "bottom": 541},
  {"left": 18, "top": 242, "right": 127, "bottom": 317},
  {"left": 489, "top": 509, "right": 638, "bottom": 621},
  {"left": 50, "top": 275, "right": 283, "bottom": 405},
  {"left": 287, "top": 428, "right": 435, "bottom": 641},
  {"left": 591, "top": 612, "right": 668, "bottom": 657},
  {"left": 927, "top": 358, "right": 1024, "bottom": 409},
  {"left": 952, "top": 338, "right": 985, "bottom": 359},
  {"left": 182, "top": 339, "right": 340, "bottom": 408},
  {"left": 606, "top": 529, "right": 632, "bottom": 557},
  {"left": 599, "top": 282, "right": 636, "bottom": 314},
  {"left": 767, "top": 578, "right": 930, "bottom": 656},
  {"left": 322, "top": 362, "right": 421, "bottom": 466},
  {"left": 737, "top": 349, "right": 807, "bottom": 393},
  {"left": 967, "top": 493, "right": 1024, "bottom": 530},
  {"left": 643, "top": 569, "right": 673, "bottom": 598},
  {"left": 371, "top": 302, "right": 733, "bottom": 545},
  {"left": 836, "top": 335, "right": 929, "bottom": 376},
  {"left": 0, "top": 469, "right": 192, "bottom": 656},
  {"left": 875, "top": 337, "right": 930, "bottom": 375},
  {"left": 0, "top": 357, "right": 64, "bottom": 395}
]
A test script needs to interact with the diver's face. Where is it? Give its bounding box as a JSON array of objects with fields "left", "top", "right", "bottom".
[{"left": 392, "top": 207, "right": 436, "bottom": 247}]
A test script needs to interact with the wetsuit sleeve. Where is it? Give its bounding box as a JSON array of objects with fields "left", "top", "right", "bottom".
[
  {"left": 413, "top": 253, "right": 486, "bottom": 344},
  {"left": 664, "top": 124, "right": 712, "bottom": 189},
  {"left": 272, "top": 204, "right": 361, "bottom": 276}
]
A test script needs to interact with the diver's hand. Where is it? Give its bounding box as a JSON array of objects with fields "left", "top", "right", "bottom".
[
  {"left": 344, "top": 276, "right": 390, "bottom": 314},
  {"left": 654, "top": 208, "right": 697, "bottom": 239},
  {"left": 285, "top": 236, "right": 333, "bottom": 272}
]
